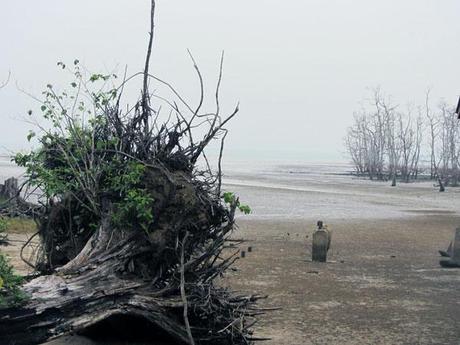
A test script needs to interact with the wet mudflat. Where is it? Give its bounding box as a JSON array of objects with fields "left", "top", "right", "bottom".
[{"left": 225, "top": 216, "right": 460, "bottom": 345}]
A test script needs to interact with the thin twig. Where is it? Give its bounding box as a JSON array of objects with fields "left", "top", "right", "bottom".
[
  {"left": 20, "top": 231, "right": 40, "bottom": 269},
  {"left": 142, "top": 0, "right": 156, "bottom": 118},
  {"left": 180, "top": 231, "right": 195, "bottom": 345}
]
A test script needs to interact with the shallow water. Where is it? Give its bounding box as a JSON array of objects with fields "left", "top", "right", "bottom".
[
  {"left": 222, "top": 160, "right": 460, "bottom": 220},
  {"left": 2, "top": 157, "right": 460, "bottom": 221}
]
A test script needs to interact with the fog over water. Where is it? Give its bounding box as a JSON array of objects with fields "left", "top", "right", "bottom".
[{"left": 2, "top": 1, "right": 460, "bottom": 162}]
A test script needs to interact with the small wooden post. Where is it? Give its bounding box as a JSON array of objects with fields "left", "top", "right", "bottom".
[
  {"left": 440, "top": 228, "right": 460, "bottom": 268},
  {"left": 0, "top": 177, "right": 19, "bottom": 199},
  {"left": 452, "top": 228, "right": 460, "bottom": 262},
  {"left": 455, "top": 96, "right": 460, "bottom": 119},
  {"left": 312, "top": 220, "right": 331, "bottom": 263},
  {"left": 312, "top": 231, "right": 328, "bottom": 262}
]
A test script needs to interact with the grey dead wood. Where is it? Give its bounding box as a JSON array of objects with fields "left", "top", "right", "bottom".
[
  {"left": 440, "top": 228, "right": 460, "bottom": 268},
  {"left": 0, "top": 214, "right": 191, "bottom": 345}
]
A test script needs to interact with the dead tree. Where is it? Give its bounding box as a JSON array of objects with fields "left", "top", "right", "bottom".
[
  {"left": 436, "top": 102, "right": 460, "bottom": 188},
  {"left": 0, "top": 2, "right": 262, "bottom": 344},
  {"left": 425, "top": 96, "right": 445, "bottom": 191},
  {"left": 376, "top": 92, "right": 400, "bottom": 186},
  {"left": 426, "top": 101, "right": 437, "bottom": 178},
  {"left": 344, "top": 115, "right": 367, "bottom": 175},
  {"left": 346, "top": 89, "right": 460, "bottom": 191},
  {"left": 397, "top": 110, "right": 415, "bottom": 183}
]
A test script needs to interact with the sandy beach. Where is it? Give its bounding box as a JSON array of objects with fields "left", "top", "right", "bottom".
[{"left": 3, "top": 162, "right": 460, "bottom": 345}]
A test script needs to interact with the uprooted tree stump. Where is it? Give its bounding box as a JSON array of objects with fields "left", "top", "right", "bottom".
[
  {"left": 1, "top": 195, "right": 256, "bottom": 345},
  {"left": 0, "top": 1, "right": 262, "bottom": 344}
]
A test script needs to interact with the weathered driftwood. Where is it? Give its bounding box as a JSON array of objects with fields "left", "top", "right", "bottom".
[
  {"left": 0, "top": 167, "right": 258, "bottom": 345},
  {"left": 440, "top": 228, "right": 460, "bottom": 268},
  {"left": 0, "top": 216, "right": 191, "bottom": 345},
  {"left": 0, "top": 177, "right": 19, "bottom": 200},
  {"left": 439, "top": 241, "right": 452, "bottom": 257},
  {"left": 0, "top": 202, "right": 255, "bottom": 344},
  {"left": 0, "top": 177, "right": 42, "bottom": 219}
]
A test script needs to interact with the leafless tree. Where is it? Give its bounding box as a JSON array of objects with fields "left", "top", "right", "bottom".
[
  {"left": 345, "top": 89, "right": 397, "bottom": 182},
  {"left": 346, "top": 89, "right": 460, "bottom": 192},
  {"left": 424, "top": 90, "right": 438, "bottom": 179},
  {"left": 369, "top": 89, "right": 389, "bottom": 180},
  {"left": 345, "top": 113, "right": 368, "bottom": 175},
  {"left": 346, "top": 89, "right": 424, "bottom": 185},
  {"left": 398, "top": 109, "right": 415, "bottom": 183},
  {"left": 376, "top": 92, "right": 399, "bottom": 186},
  {"left": 437, "top": 101, "right": 460, "bottom": 187},
  {"left": 411, "top": 113, "right": 423, "bottom": 180}
]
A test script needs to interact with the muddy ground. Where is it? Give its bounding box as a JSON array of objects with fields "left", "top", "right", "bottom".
[
  {"left": 226, "top": 215, "right": 460, "bottom": 345},
  {"left": 3, "top": 215, "right": 460, "bottom": 345}
]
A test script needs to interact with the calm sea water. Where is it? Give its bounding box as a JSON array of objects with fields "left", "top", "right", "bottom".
[
  {"left": 3, "top": 156, "right": 454, "bottom": 221},
  {"left": 220, "top": 159, "right": 460, "bottom": 220}
]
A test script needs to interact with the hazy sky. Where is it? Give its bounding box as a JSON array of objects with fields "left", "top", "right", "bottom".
[{"left": 1, "top": 1, "right": 460, "bottom": 162}]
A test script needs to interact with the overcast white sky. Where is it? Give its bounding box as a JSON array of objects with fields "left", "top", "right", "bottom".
[{"left": 1, "top": 1, "right": 459, "bottom": 162}]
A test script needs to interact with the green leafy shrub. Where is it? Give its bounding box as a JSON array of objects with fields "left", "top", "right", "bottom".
[
  {"left": 0, "top": 253, "right": 27, "bottom": 308},
  {"left": 110, "top": 162, "right": 155, "bottom": 231},
  {"left": 13, "top": 62, "right": 148, "bottom": 232},
  {"left": 0, "top": 218, "right": 7, "bottom": 243},
  {"left": 222, "top": 192, "right": 251, "bottom": 214}
]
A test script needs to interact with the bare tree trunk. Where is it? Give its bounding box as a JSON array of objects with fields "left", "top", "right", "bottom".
[
  {"left": 391, "top": 175, "right": 397, "bottom": 187},
  {"left": 438, "top": 176, "right": 445, "bottom": 192}
]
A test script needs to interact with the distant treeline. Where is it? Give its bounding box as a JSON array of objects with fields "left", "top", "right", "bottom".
[{"left": 345, "top": 89, "right": 459, "bottom": 187}]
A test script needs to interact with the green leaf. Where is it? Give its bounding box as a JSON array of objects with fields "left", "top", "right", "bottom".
[
  {"left": 223, "top": 192, "right": 234, "bottom": 204},
  {"left": 238, "top": 205, "right": 251, "bottom": 215},
  {"left": 27, "top": 131, "right": 36, "bottom": 142},
  {"left": 90, "top": 74, "right": 101, "bottom": 82}
]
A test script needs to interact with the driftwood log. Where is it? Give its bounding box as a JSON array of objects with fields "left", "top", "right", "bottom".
[
  {"left": 439, "top": 228, "right": 460, "bottom": 268},
  {"left": 0, "top": 218, "right": 193, "bottom": 344}
]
